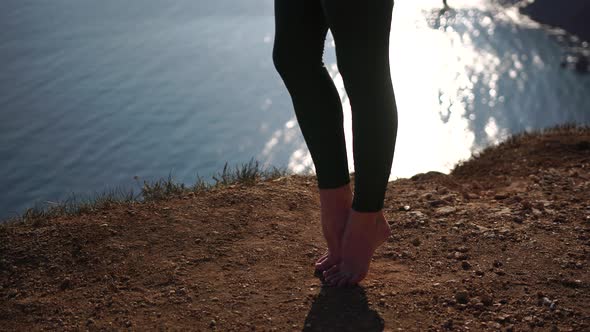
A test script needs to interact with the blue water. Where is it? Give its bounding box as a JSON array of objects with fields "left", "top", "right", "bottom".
[{"left": 1, "top": 0, "right": 589, "bottom": 221}]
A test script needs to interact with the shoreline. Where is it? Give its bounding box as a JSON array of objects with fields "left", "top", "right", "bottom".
[
  {"left": 1, "top": 124, "right": 586, "bottom": 226},
  {"left": 495, "top": 0, "right": 590, "bottom": 41},
  {"left": 502, "top": 0, "right": 590, "bottom": 72},
  {"left": 519, "top": 0, "right": 590, "bottom": 43}
]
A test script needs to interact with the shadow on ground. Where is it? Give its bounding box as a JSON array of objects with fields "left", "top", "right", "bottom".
[{"left": 303, "top": 286, "right": 384, "bottom": 332}]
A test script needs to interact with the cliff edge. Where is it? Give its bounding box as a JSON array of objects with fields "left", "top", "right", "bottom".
[{"left": 1, "top": 125, "right": 589, "bottom": 331}]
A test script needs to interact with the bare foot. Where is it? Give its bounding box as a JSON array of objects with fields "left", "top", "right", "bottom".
[
  {"left": 323, "top": 210, "right": 391, "bottom": 287},
  {"left": 314, "top": 184, "right": 352, "bottom": 273}
]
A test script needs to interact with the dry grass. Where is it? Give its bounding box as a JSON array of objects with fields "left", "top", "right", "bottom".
[{"left": 1, "top": 159, "right": 289, "bottom": 226}]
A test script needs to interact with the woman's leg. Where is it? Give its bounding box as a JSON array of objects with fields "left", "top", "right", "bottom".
[
  {"left": 273, "top": 0, "right": 352, "bottom": 270},
  {"left": 321, "top": 0, "right": 398, "bottom": 286}
]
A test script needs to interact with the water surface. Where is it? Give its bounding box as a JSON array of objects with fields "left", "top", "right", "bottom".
[{"left": 1, "top": 0, "right": 589, "bottom": 220}]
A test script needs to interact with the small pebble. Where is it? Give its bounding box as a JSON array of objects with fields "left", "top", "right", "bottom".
[
  {"left": 494, "top": 269, "right": 506, "bottom": 276},
  {"left": 455, "top": 290, "right": 470, "bottom": 304},
  {"left": 453, "top": 252, "right": 468, "bottom": 260},
  {"left": 481, "top": 294, "right": 493, "bottom": 306},
  {"left": 7, "top": 289, "right": 18, "bottom": 298},
  {"left": 456, "top": 246, "right": 469, "bottom": 253},
  {"left": 429, "top": 199, "right": 445, "bottom": 207},
  {"left": 60, "top": 278, "right": 72, "bottom": 290},
  {"left": 443, "top": 319, "right": 453, "bottom": 329},
  {"left": 488, "top": 322, "right": 501, "bottom": 329},
  {"left": 512, "top": 216, "right": 523, "bottom": 223},
  {"left": 494, "top": 192, "right": 509, "bottom": 200},
  {"left": 496, "top": 314, "right": 510, "bottom": 323}
]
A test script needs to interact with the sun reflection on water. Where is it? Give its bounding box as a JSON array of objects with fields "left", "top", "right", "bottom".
[{"left": 260, "top": 0, "right": 590, "bottom": 180}]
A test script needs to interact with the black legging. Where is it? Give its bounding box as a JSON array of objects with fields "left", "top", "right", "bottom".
[{"left": 273, "top": 0, "right": 398, "bottom": 212}]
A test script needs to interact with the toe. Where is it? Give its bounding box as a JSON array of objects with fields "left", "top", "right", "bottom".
[
  {"left": 316, "top": 257, "right": 340, "bottom": 273},
  {"left": 322, "top": 265, "right": 340, "bottom": 278},
  {"left": 326, "top": 271, "right": 344, "bottom": 285},
  {"left": 315, "top": 262, "right": 329, "bottom": 274},
  {"left": 315, "top": 252, "right": 329, "bottom": 266},
  {"left": 315, "top": 256, "right": 330, "bottom": 270}
]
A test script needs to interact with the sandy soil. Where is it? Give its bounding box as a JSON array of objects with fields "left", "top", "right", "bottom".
[{"left": 1, "top": 126, "right": 589, "bottom": 331}]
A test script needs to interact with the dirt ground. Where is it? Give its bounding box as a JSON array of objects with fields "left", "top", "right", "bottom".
[{"left": 1, "top": 126, "right": 589, "bottom": 331}]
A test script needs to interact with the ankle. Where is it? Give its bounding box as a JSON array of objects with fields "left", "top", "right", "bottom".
[
  {"left": 349, "top": 209, "right": 381, "bottom": 222},
  {"left": 319, "top": 184, "right": 352, "bottom": 208}
]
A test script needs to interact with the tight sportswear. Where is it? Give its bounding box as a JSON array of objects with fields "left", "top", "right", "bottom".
[{"left": 272, "top": 0, "right": 398, "bottom": 212}]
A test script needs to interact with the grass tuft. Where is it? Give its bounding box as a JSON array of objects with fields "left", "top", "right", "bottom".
[
  {"left": 142, "top": 158, "right": 289, "bottom": 201},
  {"left": 140, "top": 172, "right": 187, "bottom": 201},
  {"left": 7, "top": 187, "right": 138, "bottom": 226},
  {"left": 211, "top": 158, "right": 284, "bottom": 186},
  {"left": 1, "top": 159, "right": 290, "bottom": 225}
]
